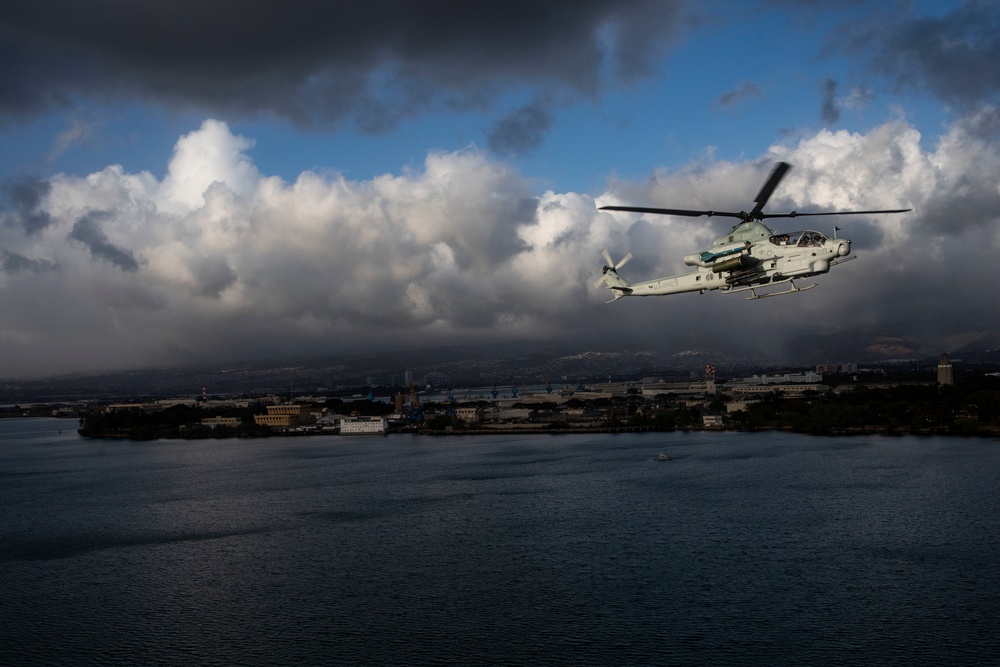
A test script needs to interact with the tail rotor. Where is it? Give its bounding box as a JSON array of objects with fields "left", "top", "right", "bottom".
[
  {"left": 594, "top": 250, "right": 635, "bottom": 302},
  {"left": 594, "top": 249, "right": 633, "bottom": 287}
]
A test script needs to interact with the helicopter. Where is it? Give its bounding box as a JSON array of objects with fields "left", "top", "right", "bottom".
[{"left": 594, "top": 161, "right": 910, "bottom": 301}]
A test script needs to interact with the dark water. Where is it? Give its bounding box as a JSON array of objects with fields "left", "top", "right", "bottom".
[{"left": 2, "top": 419, "right": 999, "bottom": 666}]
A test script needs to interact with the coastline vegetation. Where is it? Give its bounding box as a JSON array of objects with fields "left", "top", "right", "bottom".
[
  {"left": 725, "top": 381, "right": 1000, "bottom": 436},
  {"left": 68, "top": 376, "right": 1000, "bottom": 440}
]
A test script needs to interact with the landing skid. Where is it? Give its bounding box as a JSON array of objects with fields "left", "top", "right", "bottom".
[{"left": 729, "top": 278, "right": 817, "bottom": 300}]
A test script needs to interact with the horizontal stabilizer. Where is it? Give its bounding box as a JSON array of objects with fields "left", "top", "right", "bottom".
[{"left": 606, "top": 286, "right": 632, "bottom": 303}]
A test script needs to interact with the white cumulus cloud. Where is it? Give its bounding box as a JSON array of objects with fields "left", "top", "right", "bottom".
[{"left": 1, "top": 114, "right": 998, "bottom": 377}]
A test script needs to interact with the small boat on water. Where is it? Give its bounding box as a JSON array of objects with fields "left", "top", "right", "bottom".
[{"left": 654, "top": 453, "right": 672, "bottom": 461}]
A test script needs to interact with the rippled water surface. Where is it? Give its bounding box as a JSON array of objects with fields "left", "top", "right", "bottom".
[{"left": 2, "top": 419, "right": 999, "bottom": 665}]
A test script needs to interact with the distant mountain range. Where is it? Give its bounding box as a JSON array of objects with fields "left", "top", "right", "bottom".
[
  {"left": 784, "top": 330, "right": 1000, "bottom": 364},
  {"left": 3, "top": 331, "right": 998, "bottom": 404}
]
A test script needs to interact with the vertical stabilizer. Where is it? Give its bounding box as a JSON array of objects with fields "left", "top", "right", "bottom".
[{"left": 594, "top": 249, "right": 634, "bottom": 302}]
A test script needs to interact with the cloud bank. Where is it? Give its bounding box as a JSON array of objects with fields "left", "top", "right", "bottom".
[
  {"left": 1, "top": 114, "right": 999, "bottom": 377},
  {"left": 0, "top": 0, "right": 686, "bottom": 131},
  {"left": 844, "top": 0, "right": 1000, "bottom": 110}
]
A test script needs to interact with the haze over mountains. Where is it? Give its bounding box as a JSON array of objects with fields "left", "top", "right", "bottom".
[{"left": 4, "top": 328, "right": 998, "bottom": 404}]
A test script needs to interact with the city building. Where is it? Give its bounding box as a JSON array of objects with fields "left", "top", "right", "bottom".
[
  {"left": 316, "top": 414, "right": 348, "bottom": 428},
  {"left": 705, "top": 364, "right": 717, "bottom": 395},
  {"left": 816, "top": 362, "right": 858, "bottom": 375},
  {"left": 741, "top": 371, "right": 823, "bottom": 385},
  {"left": 340, "top": 415, "right": 389, "bottom": 434},
  {"left": 253, "top": 413, "right": 298, "bottom": 428},
  {"left": 455, "top": 407, "right": 482, "bottom": 423},
  {"left": 104, "top": 403, "right": 154, "bottom": 412},
  {"left": 729, "top": 383, "right": 826, "bottom": 398},
  {"left": 703, "top": 414, "right": 725, "bottom": 429},
  {"left": 201, "top": 416, "right": 241, "bottom": 428},
  {"left": 937, "top": 353, "right": 954, "bottom": 386},
  {"left": 253, "top": 404, "right": 308, "bottom": 428}
]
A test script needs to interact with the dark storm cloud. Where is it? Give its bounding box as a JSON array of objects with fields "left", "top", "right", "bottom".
[
  {"left": 919, "top": 173, "right": 1000, "bottom": 235},
  {"left": 0, "top": 0, "right": 687, "bottom": 128},
  {"left": 909, "top": 107, "right": 1000, "bottom": 235},
  {"left": 1, "top": 248, "right": 56, "bottom": 274},
  {"left": 842, "top": 0, "right": 1000, "bottom": 108},
  {"left": 716, "top": 81, "right": 761, "bottom": 108},
  {"left": 487, "top": 99, "right": 554, "bottom": 157},
  {"left": 189, "top": 255, "right": 237, "bottom": 298},
  {"left": 2, "top": 176, "right": 53, "bottom": 234},
  {"left": 953, "top": 104, "right": 1000, "bottom": 140},
  {"left": 820, "top": 78, "right": 839, "bottom": 125},
  {"left": 68, "top": 211, "right": 140, "bottom": 272}
]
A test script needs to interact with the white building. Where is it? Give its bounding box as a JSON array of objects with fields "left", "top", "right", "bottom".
[
  {"left": 743, "top": 371, "right": 823, "bottom": 385},
  {"left": 201, "top": 416, "right": 241, "bottom": 428},
  {"left": 340, "top": 415, "right": 389, "bottom": 434},
  {"left": 703, "top": 415, "right": 725, "bottom": 429},
  {"left": 729, "top": 383, "right": 825, "bottom": 398},
  {"left": 455, "top": 407, "right": 482, "bottom": 423}
]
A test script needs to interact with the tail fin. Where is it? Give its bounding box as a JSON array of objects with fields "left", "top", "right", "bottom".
[
  {"left": 594, "top": 249, "right": 634, "bottom": 302},
  {"left": 597, "top": 269, "right": 633, "bottom": 302}
]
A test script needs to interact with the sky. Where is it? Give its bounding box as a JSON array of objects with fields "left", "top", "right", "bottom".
[{"left": 1, "top": 0, "right": 999, "bottom": 378}]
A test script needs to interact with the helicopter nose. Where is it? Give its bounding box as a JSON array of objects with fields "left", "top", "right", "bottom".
[{"left": 836, "top": 239, "right": 851, "bottom": 257}]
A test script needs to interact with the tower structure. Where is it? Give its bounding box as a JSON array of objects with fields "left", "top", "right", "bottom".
[
  {"left": 937, "top": 353, "right": 954, "bottom": 386},
  {"left": 705, "top": 364, "right": 717, "bottom": 395}
]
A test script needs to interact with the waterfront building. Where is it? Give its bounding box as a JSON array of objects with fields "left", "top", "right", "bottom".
[
  {"left": 455, "top": 407, "right": 482, "bottom": 423},
  {"left": 340, "top": 415, "right": 389, "bottom": 434},
  {"left": 316, "top": 414, "right": 348, "bottom": 428},
  {"left": 253, "top": 404, "right": 309, "bottom": 428},
  {"left": 201, "top": 416, "right": 241, "bottom": 428},
  {"left": 253, "top": 413, "right": 299, "bottom": 428},
  {"left": 703, "top": 414, "right": 725, "bottom": 429}
]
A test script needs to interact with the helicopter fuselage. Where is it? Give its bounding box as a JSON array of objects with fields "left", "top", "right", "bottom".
[
  {"left": 603, "top": 222, "right": 852, "bottom": 300},
  {"left": 595, "top": 160, "right": 908, "bottom": 302}
]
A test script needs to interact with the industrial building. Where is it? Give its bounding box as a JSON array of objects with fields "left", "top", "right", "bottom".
[{"left": 253, "top": 404, "right": 309, "bottom": 428}]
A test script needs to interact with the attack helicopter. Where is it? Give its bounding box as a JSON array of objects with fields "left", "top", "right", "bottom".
[{"left": 594, "top": 162, "right": 910, "bottom": 301}]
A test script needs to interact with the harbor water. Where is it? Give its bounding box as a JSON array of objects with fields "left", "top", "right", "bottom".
[{"left": 2, "top": 418, "right": 999, "bottom": 665}]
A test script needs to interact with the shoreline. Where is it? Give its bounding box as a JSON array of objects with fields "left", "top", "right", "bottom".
[
  {"left": 5, "top": 415, "right": 996, "bottom": 440},
  {"left": 72, "top": 423, "right": 1000, "bottom": 440}
]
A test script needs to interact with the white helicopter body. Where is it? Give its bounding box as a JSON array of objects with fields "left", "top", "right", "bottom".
[{"left": 596, "top": 163, "right": 908, "bottom": 302}]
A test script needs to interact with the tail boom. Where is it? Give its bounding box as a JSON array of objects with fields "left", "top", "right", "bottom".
[{"left": 597, "top": 268, "right": 633, "bottom": 302}]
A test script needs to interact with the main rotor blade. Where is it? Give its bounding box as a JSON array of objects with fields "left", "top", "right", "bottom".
[
  {"left": 749, "top": 161, "right": 791, "bottom": 220},
  {"left": 601, "top": 248, "right": 614, "bottom": 267},
  {"left": 761, "top": 208, "right": 912, "bottom": 219},
  {"left": 616, "top": 252, "right": 633, "bottom": 270},
  {"left": 599, "top": 205, "right": 745, "bottom": 219}
]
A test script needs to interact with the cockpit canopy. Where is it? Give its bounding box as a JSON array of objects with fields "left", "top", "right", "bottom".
[{"left": 769, "top": 230, "right": 828, "bottom": 247}]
